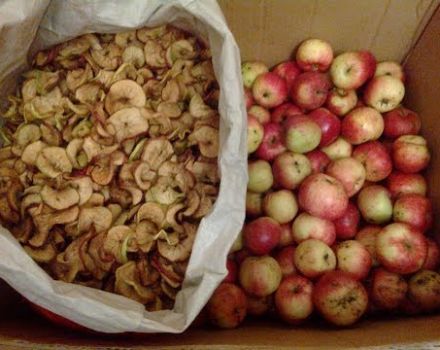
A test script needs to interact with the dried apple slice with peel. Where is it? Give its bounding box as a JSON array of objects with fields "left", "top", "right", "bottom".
[
  {"left": 107, "top": 107, "right": 149, "bottom": 142},
  {"left": 14, "top": 124, "right": 41, "bottom": 147},
  {"left": 105, "top": 80, "right": 146, "bottom": 115},
  {"left": 189, "top": 125, "right": 219, "bottom": 158},
  {"left": 23, "top": 244, "right": 56, "bottom": 263},
  {"left": 21, "top": 140, "right": 47, "bottom": 165},
  {"left": 78, "top": 207, "right": 113, "bottom": 234},
  {"left": 41, "top": 185, "right": 79, "bottom": 210},
  {"left": 36, "top": 147, "right": 72, "bottom": 178},
  {"left": 141, "top": 138, "right": 173, "bottom": 170}
]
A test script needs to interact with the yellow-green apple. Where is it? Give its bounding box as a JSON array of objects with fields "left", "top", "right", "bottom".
[
  {"left": 244, "top": 88, "right": 254, "bottom": 110},
  {"left": 290, "top": 72, "right": 332, "bottom": 110},
  {"left": 326, "top": 157, "right": 366, "bottom": 196},
  {"left": 353, "top": 141, "right": 392, "bottom": 182},
  {"left": 330, "top": 51, "right": 376, "bottom": 89},
  {"left": 423, "top": 238, "right": 440, "bottom": 270},
  {"left": 242, "top": 61, "right": 269, "bottom": 88},
  {"left": 224, "top": 259, "right": 238, "bottom": 283},
  {"left": 370, "top": 268, "right": 408, "bottom": 310},
  {"left": 364, "top": 75, "right": 405, "bottom": 113},
  {"left": 263, "top": 190, "right": 299, "bottom": 224},
  {"left": 272, "top": 151, "right": 312, "bottom": 190},
  {"left": 313, "top": 271, "right": 368, "bottom": 326},
  {"left": 408, "top": 270, "right": 440, "bottom": 311},
  {"left": 355, "top": 225, "right": 382, "bottom": 267},
  {"left": 275, "top": 275, "right": 314, "bottom": 324},
  {"left": 294, "top": 239, "right": 336, "bottom": 278},
  {"left": 308, "top": 108, "right": 341, "bottom": 147},
  {"left": 392, "top": 135, "right": 430, "bottom": 173},
  {"left": 321, "top": 137, "right": 353, "bottom": 160},
  {"left": 229, "top": 231, "right": 243, "bottom": 254},
  {"left": 298, "top": 173, "right": 348, "bottom": 220},
  {"left": 292, "top": 212, "right": 336, "bottom": 246},
  {"left": 357, "top": 185, "right": 393, "bottom": 224},
  {"left": 376, "top": 222, "right": 427, "bottom": 274},
  {"left": 271, "top": 102, "right": 302, "bottom": 124},
  {"left": 206, "top": 282, "right": 247, "bottom": 329},
  {"left": 374, "top": 61, "right": 405, "bottom": 82},
  {"left": 341, "top": 107, "right": 384, "bottom": 145},
  {"left": 283, "top": 115, "right": 322, "bottom": 153},
  {"left": 272, "top": 61, "right": 301, "bottom": 92},
  {"left": 333, "top": 202, "right": 360, "bottom": 240},
  {"left": 296, "top": 38, "right": 334, "bottom": 72},
  {"left": 247, "top": 160, "right": 273, "bottom": 193},
  {"left": 275, "top": 245, "right": 297, "bottom": 276},
  {"left": 326, "top": 88, "right": 358, "bottom": 116},
  {"left": 393, "top": 193, "right": 433, "bottom": 232},
  {"left": 306, "top": 149, "right": 331, "bottom": 173},
  {"left": 243, "top": 216, "right": 281, "bottom": 255},
  {"left": 278, "top": 223, "right": 295, "bottom": 247},
  {"left": 239, "top": 256, "right": 282, "bottom": 297},
  {"left": 246, "top": 294, "right": 273, "bottom": 316},
  {"left": 335, "top": 240, "right": 372, "bottom": 280},
  {"left": 246, "top": 191, "right": 263, "bottom": 217},
  {"left": 255, "top": 123, "right": 286, "bottom": 161},
  {"left": 383, "top": 107, "right": 421, "bottom": 139},
  {"left": 247, "top": 115, "right": 264, "bottom": 154},
  {"left": 386, "top": 172, "right": 427, "bottom": 198},
  {"left": 248, "top": 105, "right": 271, "bottom": 124},
  {"left": 252, "top": 72, "right": 288, "bottom": 108}
]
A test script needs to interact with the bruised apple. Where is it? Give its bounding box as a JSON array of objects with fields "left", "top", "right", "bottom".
[
  {"left": 239, "top": 256, "right": 282, "bottom": 297},
  {"left": 243, "top": 216, "right": 281, "bottom": 255},
  {"left": 408, "top": 270, "right": 440, "bottom": 312},
  {"left": 294, "top": 239, "right": 336, "bottom": 278},
  {"left": 335, "top": 240, "right": 372, "bottom": 280},
  {"left": 370, "top": 268, "right": 408, "bottom": 310}
]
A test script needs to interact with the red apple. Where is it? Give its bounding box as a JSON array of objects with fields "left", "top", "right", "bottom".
[
  {"left": 423, "top": 238, "right": 440, "bottom": 270},
  {"left": 352, "top": 141, "right": 392, "bottom": 182},
  {"left": 326, "top": 88, "right": 358, "bottom": 116},
  {"left": 272, "top": 151, "right": 312, "bottom": 190},
  {"left": 333, "top": 202, "right": 360, "bottom": 240},
  {"left": 357, "top": 185, "right": 393, "bottom": 224},
  {"left": 330, "top": 51, "right": 376, "bottom": 89},
  {"left": 408, "top": 270, "right": 440, "bottom": 312},
  {"left": 376, "top": 222, "right": 427, "bottom": 274},
  {"left": 326, "top": 157, "right": 366, "bottom": 196},
  {"left": 370, "top": 268, "right": 408, "bottom": 310},
  {"left": 243, "top": 217, "right": 281, "bottom": 255},
  {"left": 275, "top": 245, "right": 297, "bottom": 276},
  {"left": 246, "top": 191, "right": 263, "bottom": 217},
  {"left": 335, "top": 240, "right": 372, "bottom": 280},
  {"left": 386, "top": 172, "right": 427, "bottom": 198},
  {"left": 364, "top": 75, "right": 405, "bottom": 113},
  {"left": 263, "top": 190, "right": 298, "bottom": 224},
  {"left": 292, "top": 212, "right": 336, "bottom": 246},
  {"left": 272, "top": 61, "right": 301, "bottom": 91},
  {"left": 383, "top": 107, "right": 421, "bottom": 139},
  {"left": 290, "top": 72, "right": 331, "bottom": 110},
  {"left": 341, "top": 107, "right": 384, "bottom": 145},
  {"left": 255, "top": 123, "right": 286, "bottom": 161},
  {"left": 306, "top": 150, "right": 331, "bottom": 173},
  {"left": 393, "top": 135, "right": 430, "bottom": 173},
  {"left": 224, "top": 259, "right": 238, "bottom": 283},
  {"left": 275, "top": 275, "right": 314, "bottom": 324},
  {"left": 313, "top": 271, "right": 368, "bottom": 326},
  {"left": 242, "top": 61, "right": 269, "bottom": 88},
  {"left": 308, "top": 108, "right": 341, "bottom": 147},
  {"left": 355, "top": 225, "right": 382, "bottom": 267},
  {"left": 283, "top": 115, "right": 322, "bottom": 153},
  {"left": 248, "top": 105, "right": 271, "bottom": 125},
  {"left": 278, "top": 223, "right": 295, "bottom": 247},
  {"left": 246, "top": 294, "right": 273, "bottom": 317},
  {"left": 296, "top": 38, "right": 333, "bottom": 72},
  {"left": 244, "top": 89, "right": 254, "bottom": 110},
  {"left": 375, "top": 61, "right": 405, "bottom": 82},
  {"left": 321, "top": 137, "right": 352, "bottom": 160},
  {"left": 239, "top": 256, "right": 282, "bottom": 297},
  {"left": 247, "top": 160, "right": 273, "bottom": 193},
  {"left": 253, "top": 72, "right": 288, "bottom": 108},
  {"left": 298, "top": 173, "right": 348, "bottom": 221},
  {"left": 393, "top": 194, "right": 433, "bottom": 232},
  {"left": 247, "top": 115, "right": 264, "bottom": 154},
  {"left": 271, "top": 102, "right": 302, "bottom": 124},
  {"left": 294, "top": 239, "right": 336, "bottom": 278}
]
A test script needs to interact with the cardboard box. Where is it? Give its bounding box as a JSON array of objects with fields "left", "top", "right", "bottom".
[{"left": 1, "top": 0, "right": 440, "bottom": 348}]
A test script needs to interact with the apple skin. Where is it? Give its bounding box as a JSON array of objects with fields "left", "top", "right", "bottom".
[
  {"left": 392, "top": 135, "right": 430, "bottom": 173},
  {"left": 408, "top": 270, "right": 440, "bottom": 312},
  {"left": 341, "top": 107, "right": 384, "bottom": 145},
  {"left": 271, "top": 102, "right": 302, "bottom": 124},
  {"left": 326, "top": 88, "right": 358, "bottom": 116},
  {"left": 248, "top": 105, "right": 271, "bottom": 125},
  {"left": 376, "top": 222, "right": 427, "bottom": 275},
  {"left": 326, "top": 157, "right": 366, "bottom": 197},
  {"left": 375, "top": 61, "right": 405, "bottom": 82},
  {"left": 383, "top": 107, "right": 421, "bottom": 139},
  {"left": 335, "top": 240, "right": 372, "bottom": 280},
  {"left": 253, "top": 72, "right": 288, "bottom": 108},
  {"left": 330, "top": 51, "right": 376, "bottom": 90},
  {"left": 206, "top": 282, "right": 247, "bottom": 329},
  {"left": 246, "top": 191, "right": 263, "bottom": 217},
  {"left": 283, "top": 115, "right": 322, "bottom": 153},
  {"left": 353, "top": 141, "right": 393, "bottom": 182},
  {"left": 306, "top": 150, "right": 331, "bottom": 173},
  {"left": 333, "top": 202, "right": 360, "bottom": 240},
  {"left": 244, "top": 89, "right": 254, "bottom": 110},
  {"left": 294, "top": 239, "right": 336, "bottom": 279},
  {"left": 364, "top": 75, "right": 405, "bottom": 113},
  {"left": 290, "top": 72, "right": 332, "bottom": 110},
  {"left": 298, "top": 173, "right": 349, "bottom": 221},
  {"left": 272, "top": 151, "right": 312, "bottom": 190},
  {"left": 246, "top": 294, "right": 273, "bottom": 316},
  {"left": 313, "top": 270, "right": 369, "bottom": 326},
  {"left": 355, "top": 225, "right": 382, "bottom": 267},
  {"left": 272, "top": 61, "right": 301, "bottom": 92},
  {"left": 275, "top": 245, "right": 297, "bottom": 276},
  {"left": 321, "top": 137, "right": 353, "bottom": 160},
  {"left": 370, "top": 268, "right": 408, "bottom": 310},
  {"left": 308, "top": 108, "right": 341, "bottom": 147},
  {"left": 393, "top": 193, "right": 433, "bottom": 233},
  {"left": 263, "top": 190, "right": 299, "bottom": 224},
  {"left": 243, "top": 216, "right": 281, "bottom": 255},
  {"left": 229, "top": 231, "right": 243, "bottom": 254},
  {"left": 278, "top": 223, "right": 295, "bottom": 247},
  {"left": 292, "top": 212, "right": 336, "bottom": 246},
  {"left": 357, "top": 185, "right": 393, "bottom": 224},
  {"left": 247, "top": 115, "right": 264, "bottom": 154},
  {"left": 275, "top": 275, "right": 314, "bottom": 324},
  {"left": 386, "top": 172, "right": 427, "bottom": 198},
  {"left": 239, "top": 255, "right": 282, "bottom": 297},
  {"left": 423, "top": 238, "right": 440, "bottom": 270},
  {"left": 224, "top": 259, "right": 238, "bottom": 283},
  {"left": 242, "top": 61, "right": 269, "bottom": 88},
  {"left": 296, "top": 38, "right": 334, "bottom": 72},
  {"left": 255, "top": 123, "right": 286, "bottom": 161},
  {"left": 247, "top": 160, "right": 273, "bottom": 193}
]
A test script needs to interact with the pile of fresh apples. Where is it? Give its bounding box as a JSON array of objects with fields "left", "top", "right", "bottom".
[{"left": 205, "top": 39, "right": 440, "bottom": 329}]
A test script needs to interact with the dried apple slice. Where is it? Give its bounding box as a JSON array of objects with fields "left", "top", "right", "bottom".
[
  {"left": 189, "top": 93, "right": 215, "bottom": 118},
  {"left": 23, "top": 243, "right": 56, "bottom": 263},
  {"left": 0, "top": 196, "right": 19, "bottom": 224},
  {"left": 107, "top": 107, "right": 149, "bottom": 142},
  {"left": 21, "top": 140, "right": 47, "bottom": 165},
  {"left": 70, "top": 176, "right": 93, "bottom": 205},
  {"left": 122, "top": 45, "right": 145, "bottom": 68},
  {"left": 149, "top": 182, "right": 184, "bottom": 205},
  {"left": 82, "top": 136, "right": 118, "bottom": 161},
  {"left": 40, "top": 123, "right": 61, "bottom": 146},
  {"left": 75, "top": 83, "right": 101, "bottom": 104},
  {"left": 14, "top": 124, "right": 41, "bottom": 147},
  {"left": 141, "top": 138, "right": 173, "bottom": 170},
  {"left": 157, "top": 226, "right": 195, "bottom": 262},
  {"left": 144, "top": 40, "right": 166, "bottom": 68},
  {"left": 136, "top": 202, "right": 165, "bottom": 227},
  {"left": 105, "top": 80, "right": 146, "bottom": 115},
  {"left": 115, "top": 261, "right": 156, "bottom": 304},
  {"left": 104, "top": 225, "right": 133, "bottom": 263},
  {"left": 189, "top": 125, "right": 219, "bottom": 158},
  {"left": 36, "top": 147, "right": 72, "bottom": 178},
  {"left": 133, "top": 162, "right": 155, "bottom": 190},
  {"left": 77, "top": 207, "right": 113, "bottom": 235},
  {"left": 157, "top": 102, "right": 181, "bottom": 119},
  {"left": 151, "top": 255, "right": 183, "bottom": 288}
]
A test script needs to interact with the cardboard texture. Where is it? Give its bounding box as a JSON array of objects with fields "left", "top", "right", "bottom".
[{"left": 2, "top": 0, "right": 440, "bottom": 348}]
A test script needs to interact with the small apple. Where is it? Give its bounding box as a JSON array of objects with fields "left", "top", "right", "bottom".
[
  {"left": 341, "top": 107, "right": 384, "bottom": 145},
  {"left": 263, "top": 190, "right": 299, "bottom": 224},
  {"left": 255, "top": 123, "right": 286, "bottom": 161},
  {"left": 296, "top": 38, "right": 333, "bottom": 72},
  {"left": 376, "top": 222, "right": 427, "bottom": 274},
  {"left": 408, "top": 270, "right": 440, "bottom": 312},
  {"left": 247, "top": 160, "right": 273, "bottom": 193},
  {"left": 313, "top": 271, "right": 368, "bottom": 326},
  {"left": 272, "top": 61, "right": 301, "bottom": 91},
  {"left": 386, "top": 172, "right": 427, "bottom": 198},
  {"left": 375, "top": 61, "right": 405, "bottom": 82},
  {"left": 393, "top": 193, "right": 433, "bottom": 232},
  {"left": 278, "top": 223, "right": 295, "bottom": 247},
  {"left": 393, "top": 135, "right": 430, "bottom": 173},
  {"left": 423, "top": 238, "right": 440, "bottom": 270},
  {"left": 320, "top": 137, "right": 352, "bottom": 160},
  {"left": 272, "top": 151, "right": 312, "bottom": 190},
  {"left": 292, "top": 212, "right": 336, "bottom": 246},
  {"left": 246, "top": 191, "right": 263, "bottom": 217},
  {"left": 239, "top": 256, "right": 282, "bottom": 297},
  {"left": 370, "top": 268, "right": 408, "bottom": 310},
  {"left": 271, "top": 102, "right": 302, "bottom": 124},
  {"left": 290, "top": 72, "right": 332, "bottom": 110},
  {"left": 248, "top": 105, "right": 271, "bottom": 125},
  {"left": 253, "top": 72, "right": 288, "bottom": 108},
  {"left": 383, "top": 107, "right": 421, "bottom": 139},
  {"left": 326, "top": 88, "right": 358, "bottom": 116},
  {"left": 275, "top": 245, "right": 297, "bottom": 276},
  {"left": 355, "top": 225, "right": 381, "bottom": 267},
  {"left": 335, "top": 240, "right": 372, "bottom": 280},
  {"left": 333, "top": 202, "right": 360, "bottom": 240},
  {"left": 246, "top": 294, "right": 273, "bottom": 316},
  {"left": 294, "top": 239, "right": 336, "bottom": 278},
  {"left": 275, "top": 275, "right": 314, "bottom": 324},
  {"left": 243, "top": 216, "right": 281, "bottom": 255},
  {"left": 352, "top": 141, "right": 393, "bottom": 182},
  {"left": 306, "top": 149, "right": 331, "bottom": 173},
  {"left": 364, "top": 76, "right": 405, "bottom": 113},
  {"left": 247, "top": 115, "right": 264, "bottom": 154},
  {"left": 308, "top": 108, "right": 341, "bottom": 147},
  {"left": 242, "top": 61, "right": 269, "bottom": 88},
  {"left": 326, "top": 157, "right": 365, "bottom": 197},
  {"left": 283, "top": 115, "right": 322, "bottom": 153},
  {"left": 330, "top": 51, "right": 376, "bottom": 89},
  {"left": 357, "top": 185, "right": 393, "bottom": 224},
  {"left": 244, "top": 89, "right": 254, "bottom": 110},
  {"left": 224, "top": 259, "right": 238, "bottom": 283}
]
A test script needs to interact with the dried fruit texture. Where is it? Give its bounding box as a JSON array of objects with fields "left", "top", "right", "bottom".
[{"left": 0, "top": 25, "right": 220, "bottom": 311}]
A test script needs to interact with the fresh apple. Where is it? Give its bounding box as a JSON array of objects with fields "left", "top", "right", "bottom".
[
  {"left": 408, "top": 270, "right": 440, "bottom": 312},
  {"left": 352, "top": 141, "right": 392, "bottom": 182},
  {"left": 313, "top": 271, "right": 368, "bottom": 326},
  {"left": 308, "top": 108, "right": 341, "bottom": 147},
  {"left": 370, "top": 268, "right": 408, "bottom": 310},
  {"left": 335, "top": 240, "right": 372, "bottom": 280},
  {"left": 275, "top": 245, "right": 297, "bottom": 276},
  {"left": 341, "top": 107, "right": 384, "bottom": 145},
  {"left": 333, "top": 202, "right": 360, "bottom": 240},
  {"left": 247, "top": 160, "right": 273, "bottom": 193},
  {"left": 263, "top": 190, "right": 299, "bottom": 224},
  {"left": 294, "top": 239, "right": 336, "bottom": 278},
  {"left": 275, "top": 275, "right": 314, "bottom": 324},
  {"left": 239, "top": 255, "right": 282, "bottom": 297},
  {"left": 296, "top": 38, "right": 333, "bottom": 72},
  {"left": 376, "top": 222, "right": 427, "bottom": 274},
  {"left": 235, "top": 248, "right": 251, "bottom": 265},
  {"left": 271, "top": 102, "right": 302, "bottom": 124},
  {"left": 330, "top": 51, "right": 376, "bottom": 90},
  {"left": 393, "top": 193, "right": 433, "bottom": 232},
  {"left": 326, "top": 157, "right": 366, "bottom": 196},
  {"left": 243, "top": 216, "right": 281, "bottom": 255},
  {"left": 292, "top": 212, "right": 336, "bottom": 246},
  {"left": 386, "top": 172, "right": 427, "bottom": 198},
  {"left": 206, "top": 282, "right": 247, "bottom": 329},
  {"left": 247, "top": 115, "right": 264, "bottom": 154},
  {"left": 272, "top": 61, "right": 301, "bottom": 91},
  {"left": 423, "top": 238, "right": 440, "bottom": 270},
  {"left": 255, "top": 123, "right": 286, "bottom": 161},
  {"left": 244, "top": 89, "right": 254, "bottom": 110},
  {"left": 298, "top": 173, "right": 348, "bottom": 221},
  {"left": 248, "top": 105, "right": 271, "bottom": 125},
  {"left": 357, "top": 185, "right": 393, "bottom": 224},
  {"left": 306, "top": 150, "right": 331, "bottom": 173},
  {"left": 246, "top": 191, "right": 263, "bottom": 217},
  {"left": 246, "top": 294, "right": 273, "bottom": 317},
  {"left": 283, "top": 115, "right": 322, "bottom": 153},
  {"left": 355, "top": 225, "right": 382, "bottom": 267},
  {"left": 224, "top": 259, "right": 238, "bottom": 283},
  {"left": 364, "top": 75, "right": 405, "bottom": 113},
  {"left": 321, "top": 137, "right": 352, "bottom": 160},
  {"left": 252, "top": 72, "right": 288, "bottom": 108},
  {"left": 383, "top": 107, "right": 421, "bottom": 139},
  {"left": 326, "top": 88, "right": 358, "bottom": 116},
  {"left": 272, "top": 151, "right": 312, "bottom": 190},
  {"left": 393, "top": 135, "right": 430, "bottom": 173},
  {"left": 375, "top": 61, "right": 405, "bottom": 82},
  {"left": 278, "top": 223, "right": 295, "bottom": 247},
  {"left": 290, "top": 72, "right": 331, "bottom": 110},
  {"left": 242, "top": 61, "right": 269, "bottom": 88}
]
